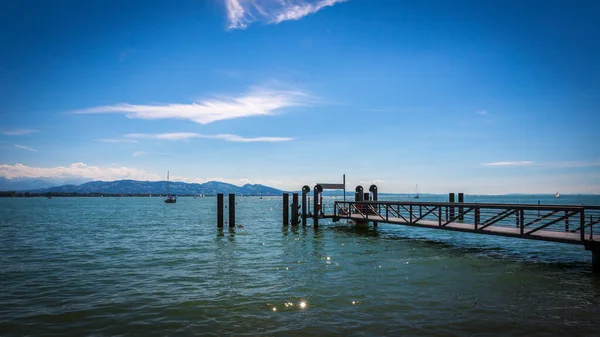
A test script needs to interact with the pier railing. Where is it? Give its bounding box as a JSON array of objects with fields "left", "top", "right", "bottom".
[{"left": 333, "top": 201, "right": 600, "bottom": 244}]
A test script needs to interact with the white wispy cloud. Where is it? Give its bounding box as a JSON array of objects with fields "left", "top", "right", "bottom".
[
  {"left": 226, "top": 0, "right": 347, "bottom": 29},
  {"left": 126, "top": 133, "right": 200, "bottom": 141},
  {"left": 482, "top": 161, "right": 534, "bottom": 167},
  {"left": 2, "top": 129, "right": 38, "bottom": 136},
  {"left": 97, "top": 138, "right": 139, "bottom": 143},
  {"left": 126, "top": 132, "right": 293, "bottom": 142},
  {"left": 73, "top": 86, "right": 310, "bottom": 125},
  {"left": 14, "top": 144, "right": 38, "bottom": 152},
  {"left": 476, "top": 110, "right": 488, "bottom": 115},
  {"left": 0, "top": 162, "right": 162, "bottom": 181},
  {"left": 482, "top": 160, "right": 600, "bottom": 168}
]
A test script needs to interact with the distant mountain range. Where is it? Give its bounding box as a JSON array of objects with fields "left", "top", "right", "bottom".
[{"left": 0, "top": 178, "right": 285, "bottom": 196}]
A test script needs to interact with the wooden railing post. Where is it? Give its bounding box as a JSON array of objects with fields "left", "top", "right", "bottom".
[{"left": 519, "top": 209, "right": 524, "bottom": 235}]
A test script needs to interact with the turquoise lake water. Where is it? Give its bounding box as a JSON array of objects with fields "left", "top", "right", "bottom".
[{"left": 1, "top": 195, "right": 600, "bottom": 336}]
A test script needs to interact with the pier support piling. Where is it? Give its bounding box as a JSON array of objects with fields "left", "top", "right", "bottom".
[
  {"left": 217, "top": 193, "right": 224, "bottom": 228},
  {"left": 283, "top": 193, "right": 289, "bottom": 226},
  {"left": 229, "top": 194, "right": 235, "bottom": 228},
  {"left": 585, "top": 242, "right": 600, "bottom": 273},
  {"left": 292, "top": 193, "right": 299, "bottom": 226},
  {"left": 370, "top": 185, "right": 378, "bottom": 227},
  {"left": 302, "top": 186, "right": 310, "bottom": 226},
  {"left": 354, "top": 186, "right": 368, "bottom": 226},
  {"left": 313, "top": 185, "right": 323, "bottom": 228}
]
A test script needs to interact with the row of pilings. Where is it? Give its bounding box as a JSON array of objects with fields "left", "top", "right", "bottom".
[{"left": 217, "top": 189, "right": 467, "bottom": 229}]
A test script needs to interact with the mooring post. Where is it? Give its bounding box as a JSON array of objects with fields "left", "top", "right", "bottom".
[
  {"left": 369, "top": 185, "right": 378, "bottom": 227},
  {"left": 229, "top": 194, "right": 235, "bottom": 228},
  {"left": 313, "top": 185, "right": 323, "bottom": 228},
  {"left": 458, "top": 193, "right": 464, "bottom": 221},
  {"left": 355, "top": 186, "right": 363, "bottom": 201},
  {"left": 291, "top": 193, "right": 299, "bottom": 226},
  {"left": 283, "top": 193, "right": 289, "bottom": 226},
  {"left": 301, "top": 186, "right": 310, "bottom": 226},
  {"left": 449, "top": 193, "right": 455, "bottom": 220},
  {"left": 217, "top": 193, "right": 224, "bottom": 228}
]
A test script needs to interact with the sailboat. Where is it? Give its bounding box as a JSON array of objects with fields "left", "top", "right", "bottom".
[
  {"left": 164, "top": 171, "right": 177, "bottom": 203},
  {"left": 413, "top": 184, "right": 420, "bottom": 199},
  {"left": 555, "top": 191, "right": 560, "bottom": 198}
]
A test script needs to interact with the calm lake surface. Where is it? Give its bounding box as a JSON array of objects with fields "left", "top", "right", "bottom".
[{"left": 1, "top": 195, "right": 600, "bottom": 336}]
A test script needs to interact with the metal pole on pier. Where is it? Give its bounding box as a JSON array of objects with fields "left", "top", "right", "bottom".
[{"left": 343, "top": 174, "right": 346, "bottom": 202}]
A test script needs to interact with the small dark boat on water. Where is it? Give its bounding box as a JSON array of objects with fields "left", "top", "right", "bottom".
[{"left": 164, "top": 171, "right": 177, "bottom": 204}]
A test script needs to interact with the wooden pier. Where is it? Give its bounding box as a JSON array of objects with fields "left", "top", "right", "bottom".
[
  {"left": 329, "top": 200, "right": 600, "bottom": 271},
  {"left": 216, "top": 178, "right": 600, "bottom": 272}
]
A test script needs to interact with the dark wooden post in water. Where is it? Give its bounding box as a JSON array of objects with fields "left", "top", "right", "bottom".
[
  {"left": 585, "top": 241, "right": 600, "bottom": 273},
  {"left": 449, "top": 193, "right": 455, "bottom": 221},
  {"left": 282, "top": 193, "right": 289, "bottom": 226},
  {"left": 291, "top": 193, "right": 299, "bottom": 226},
  {"left": 217, "top": 193, "right": 224, "bottom": 228},
  {"left": 229, "top": 194, "right": 235, "bottom": 228},
  {"left": 370, "top": 185, "right": 378, "bottom": 227},
  {"left": 313, "top": 185, "right": 323, "bottom": 228},
  {"left": 458, "top": 193, "right": 464, "bottom": 221},
  {"left": 301, "top": 185, "right": 310, "bottom": 226}
]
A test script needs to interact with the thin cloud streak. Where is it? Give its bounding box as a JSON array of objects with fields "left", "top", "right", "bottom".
[
  {"left": 126, "top": 132, "right": 293, "bottom": 142},
  {"left": 482, "top": 160, "right": 600, "bottom": 168},
  {"left": 226, "top": 0, "right": 347, "bottom": 30},
  {"left": 14, "top": 144, "right": 38, "bottom": 152},
  {"left": 73, "top": 87, "right": 310, "bottom": 125},
  {"left": 2, "top": 129, "right": 38, "bottom": 136},
  {"left": 482, "top": 161, "right": 533, "bottom": 167}
]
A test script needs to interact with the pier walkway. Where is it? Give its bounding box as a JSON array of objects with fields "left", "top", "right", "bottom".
[{"left": 329, "top": 201, "right": 600, "bottom": 246}]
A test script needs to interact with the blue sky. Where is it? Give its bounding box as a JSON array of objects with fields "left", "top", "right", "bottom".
[{"left": 1, "top": 0, "right": 599, "bottom": 194}]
